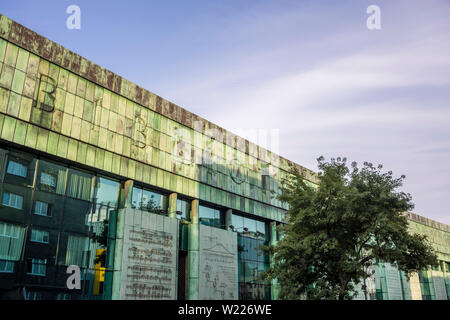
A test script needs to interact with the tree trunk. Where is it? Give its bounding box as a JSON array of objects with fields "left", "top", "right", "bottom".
[
  {"left": 338, "top": 286, "right": 346, "bottom": 300},
  {"left": 338, "top": 275, "right": 351, "bottom": 300}
]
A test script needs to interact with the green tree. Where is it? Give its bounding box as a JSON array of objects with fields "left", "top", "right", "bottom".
[{"left": 265, "top": 156, "right": 438, "bottom": 300}]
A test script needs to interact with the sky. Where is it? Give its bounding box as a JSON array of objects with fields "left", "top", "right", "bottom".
[{"left": 1, "top": 0, "right": 449, "bottom": 224}]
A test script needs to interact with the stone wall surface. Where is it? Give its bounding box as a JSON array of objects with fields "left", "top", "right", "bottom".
[
  {"left": 119, "top": 208, "right": 178, "bottom": 300},
  {"left": 198, "top": 224, "right": 238, "bottom": 300}
]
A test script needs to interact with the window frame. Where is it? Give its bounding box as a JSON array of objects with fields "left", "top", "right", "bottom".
[
  {"left": 28, "top": 258, "right": 47, "bottom": 276},
  {"left": 2, "top": 192, "right": 24, "bottom": 210},
  {"left": 30, "top": 229, "right": 49, "bottom": 244},
  {"left": 33, "top": 200, "right": 51, "bottom": 217},
  {"left": 199, "top": 204, "right": 223, "bottom": 228},
  {"left": 132, "top": 185, "right": 168, "bottom": 215},
  {"left": 66, "top": 168, "right": 93, "bottom": 201},
  {"left": 6, "top": 160, "right": 27, "bottom": 178},
  {"left": 0, "top": 259, "right": 14, "bottom": 273}
]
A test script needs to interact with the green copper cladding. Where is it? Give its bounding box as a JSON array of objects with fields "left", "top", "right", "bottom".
[
  {"left": 0, "top": 14, "right": 319, "bottom": 224},
  {"left": 187, "top": 199, "right": 200, "bottom": 299},
  {"left": 406, "top": 212, "right": 450, "bottom": 262}
]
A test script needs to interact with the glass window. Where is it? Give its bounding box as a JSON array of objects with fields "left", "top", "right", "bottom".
[
  {"left": 131, "top": 186, "right": 167, "bottom": 214},
  {"left": 3, "top": 151, "right": 36, "bottom": 186},
  {"left": 88, "top": 204, "right": 115, "bottom": 224},
  {"left": 243, "top": 217, "right": 257, "bottom": 238},
  {"left": 67, "top": 169, "right": 93, "bottom": 201},
  {"left": 34, "top": 200, "right": 51, "bottom": 216},
  {"left": 37, "top": 160, "right": 67, "bottom": 194},
  {"left": 40, "top": 172, "right": 56, "bottom": 188},
  {"left": 199, "top": 205, "right": 222, "bottom": 228},
  {"left": 65, "top": 235, "right": 88, "bottom": 267},
  {"left": 64, "top": 198, "right": 92, "bottom": 233},
  {"left": 28, "top": 258, "right": 46, "bottom": 276},
  {"left": 232, "top": 214, "right": 267, "bottom": 240},
  {"left": 256, "top": 220, "right": 266, "bottom": 240},
  {"left": 244, "top": 261, "right": 258, "bottom": 282},
  {"left": 7, "top": 160, "right": 27, "bottom": 177},
  {"left": 131, "top": 187, "right": 143, "bottom": 209},
  {"left": 0, "top": 222, "right": 20, "bottom": 238},
  {"left": 30, "top": 229, "right": 49, "bottom": 243},
  {"left": 231, "top": 214, "right": 244, "bottom": 232},
  {"left": 94, "top": 177, "right": 119, "bottom": 207},
  {"left": 176, "top": 198, "right": 190, "bottom": 220},
  {"left": 0, "top": 223, "right": 26, "bottom": 262},
  {"left": 235, "top": 214, "right": 270, "bottom": 300},
  {"left": 2, "top": 192, "right": 23, "bottom": 209},
  {"left": 0, "top": 259, "right": 14, "bottom": 273},
  {"left": 199, "top": 206, "right": 214, "bottom": 225},
  {"left": 142, "top": 189, "right": 166, "bottom": 214}
]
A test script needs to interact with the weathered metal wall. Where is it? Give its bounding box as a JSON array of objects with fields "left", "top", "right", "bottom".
[
  {"left": 0, "top": 14, "right": 319, "bottom": 224},
  {"left": 406, "top": 212, "right": 450, "bottom": 262}
]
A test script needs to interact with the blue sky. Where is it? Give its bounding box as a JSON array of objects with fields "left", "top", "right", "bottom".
[{"left": 1, "top": 1, "right": 449, "bottom": 224}]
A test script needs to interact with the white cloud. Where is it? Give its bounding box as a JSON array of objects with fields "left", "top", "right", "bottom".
[{"left": 145, "top": 1, "right": 450, "bottom": 223}]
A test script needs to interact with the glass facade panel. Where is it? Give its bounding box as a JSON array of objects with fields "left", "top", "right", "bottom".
[
  {"left": 176, "top": 198, "right": 190, "bottom": 220},
  {"left": 0, "top": 259, "right": 14, "bottom": 272},
  {"left": 131, "top": 187, "right": 143, "bottom": 209},
  {"left": 7, "top": 160, "right": 27, "bottom": 177},
  {"left": 231, "top": 214, "right": 244, "bottom": 232},
  {"left": 89, "top": 204, "right": 114, "bottom": 224},
  {"left": 142, "top": 189, "right": 165, "bottom": 214},
  {"left": 0, "top": 146, "right": 121, "bottom": 299},
  {"left": 2, "top": 192, "right": 23, "bottom": 209},
  {"left": 37, "top": 160, "right": 66, "bottom": 195},
  {"left": 33, "top": 200, "right": 51, "bottom": 217},
  {"left": 233, "top": 213, "right": 270, "bottom": 300},
  {"left": 94, "top": 177, "right": 119, "bottom": 207},
  {"left": 132, "top": 185, "right": 168, "bottom": 215},
  {"left": 30, "top": 229, "right": 49, "bottom": 243},
  {"left": 2, "top": 151, "right": 36, "bottom": 186},
  {"left": 67, "top": 169, "right": 93, "bottom": 201},
  {"left": 256, "top": 220, "right": 266, "bottom": 241},
  {"left": 199, "top": 205, "right": 222, "bottom": 228},
  {"left": 243, "top": 217, "right": 257, "bottom": 238}
]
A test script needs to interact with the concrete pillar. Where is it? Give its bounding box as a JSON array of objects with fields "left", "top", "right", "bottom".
[
  {"left": 443, "top": 261, "right": 450, "bottom": 300},
  {"left": 168, "top": 193, "right": 177, "bottom": 218},
  {"left": 120, "top": 179, "right": 134, "bottom": 209},
  {"left": 224, "top": 208, "right": 232, "bottom": 230},
  {"left": 409, "top": 272, "right": 422, "bottom": 300},
  {"left": 270, "top": 221, "right": 280, "bottom": 300},
  {"left": 110, "top": 180, "right": 133, "bottom": 300},
  {"left": 426, "top": 269, "right": 436, "bottom": 300},
  {"left": 187, "top": 199, "right": 200, "bottom": 299}
]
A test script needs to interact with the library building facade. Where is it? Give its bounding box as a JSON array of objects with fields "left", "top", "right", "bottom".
[{"left": 0, "top": 15, "right": 449, "bottom": 300}]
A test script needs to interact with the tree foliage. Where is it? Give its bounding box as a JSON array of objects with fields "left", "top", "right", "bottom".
[{"left": 264, "top": 156, "right": 438, "bottom": 300}]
